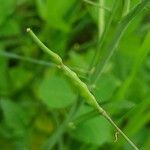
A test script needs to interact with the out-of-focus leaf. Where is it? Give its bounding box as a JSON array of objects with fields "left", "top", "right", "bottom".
[
  {"left": 36, "top": 0, "right": 75, "bottom": 32},
  {"left": 105, "top": 100, "right": 136, "bottom": 115},
  {"left": 124, "top": 98, "right": 150, "bottom": 137},
  {"left": 0, "top": 99, "right": 28, "bottom": 134},
  {"left": 116, "top": 31, "right": 150, "bottom": 101},
  {"left": 94, "top": 75, "right": 120, "bottom": 102},
  {"left": 142, "top": 135, "right": 150, "bottom": 150},
  {"left": 0, "top": 0, "right": 16, "bottom": 25},
  {"left": 70, "top": 115, "right": 112, "bottom": 145},
  {"left": 69, "top": 51, "right": 89, "bottom": 71},
  {"left": 34, "top": 115, "right": 54, "bottom": 134},
  {"left": 68, "top": 50, "right": 95, "bottom": 76},
  {"left": 9, "top": 66, "right": 32, "bottom": 92},
  {"left": 38, "top": 74, "right": 76, "bottom": 108},
  {"left": 0, "top": 19, "right": 20, "bottom": 36}
]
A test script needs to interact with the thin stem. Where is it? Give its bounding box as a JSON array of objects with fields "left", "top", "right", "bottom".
[
  {"left": 98, "top": 0, "right": 105, "bottom": 39},
  {"left": 83, "top": 0, "right": 110, "bottom": 12},
  {"left": 122, "top": 0, "right": 130, "bottom": 17},
  {"left": 27, "top": 28, "right": 139, "bottom": 150},
  {"left": 26, "top": 28, "right": 62, "bottom": 65},
  {"left": 0, "top": 51, "right": 56, "bottom": 67},
  {"left": 0, "top": 51, "right": 89, "bottom": 74},
  {"left": 97, "top": 108, "right": 139, "bottom": 150}
]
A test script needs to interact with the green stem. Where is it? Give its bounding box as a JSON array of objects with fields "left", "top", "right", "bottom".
[
  {"left": 98, "top": 0, "right": 105, "bottom": 39},
  {"left": 122, "top": 0, "right": 130, "bottom": 17},
  {"left": 83, "top": 0, "right": 110, "bottom": 12},
  {"left": 26, "top": 28, "right": 62, "bottom": 65},
  {"left": 27, "top": 28, "right": 139, "bottom": 150},
  {"left": 100, "top": 111, "right": 139, "bottom": 150}
]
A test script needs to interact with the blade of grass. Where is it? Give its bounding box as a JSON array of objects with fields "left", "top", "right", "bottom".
[
  {"left": 89, "top": 0, "right": 120, "bottom": 72},
  {"left": 98, "top": 0, "right": 105, "bottom": 39},
  {"left": 122, "top": 0, "right": 130, "bottom": 17},
  {"left": 91, "top": 0, "right": 150, "bottom": 85},
  {"left": 115, "top": 97, "right": 150, "bottom": 147},
  {"left": 124, "top": 97, "right": 150, "bottom": 137},
  {"left": 116, "top": 31, "right": 150, "bottom": 101}
]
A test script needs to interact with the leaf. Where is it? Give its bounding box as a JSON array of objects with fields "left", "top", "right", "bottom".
[
  {"left": 94, "top": 75, "right": 120, "bottom": 102},
  {"left": 116, "top": 31, "right": 150, "bottom": 101},
  {"left": 38, "top": 74, "right": 76, "bottom": 108},
  {"left": 124, "top": 98, "right": 150, "bottom": 137},
  {"left": 70, "top": 115, "right": 112, "bottom": 145},
  {"left": 36, "top": 0, "right": 75, "bottom": 32},
  {"left": 68, "top": 51, "right": 90, "bottom": 71},
  {"left": 0, "top": 0, "right": 16, "bottom": 25},
  {"left": 0, "top": 99, "right": 27, "bottom": 133},
  {"left": 34, "top": 115, "right": 54, "bottom": 134},
  {"left": 92, "top": 0, "right": 150, "bottom": 83},
  {"left": 9, "top": 66, "right": 32, "bottom": 92},
  {"left": 0, "top": 19, "right": 20, "bottom": 36}
]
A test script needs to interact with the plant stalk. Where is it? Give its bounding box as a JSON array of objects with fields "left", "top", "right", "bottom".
[
  {"left": 122, "top": 0, "right": 130, "bottom": 17},
  {"left": 27, "top": 28, "right": 139, "bottom": 150},
  {"left": 83, "top": 0, "right": 110, "bottom": 12},
  {"left": 98, "top": 0, "right": 105, "bottom": 39}
]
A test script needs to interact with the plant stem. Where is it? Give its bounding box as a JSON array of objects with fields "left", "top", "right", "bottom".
[
  {"left": 83, "top": 0, "right": 110, "bottom": 12},
  {"left": 96, "top": 108, "right": 139, "bottom": 150},
  {"left": 27, "top": 28, "right": 139, "bottom": 150},
  {"left": 122, "top": 0, "right": 130, "bottom": 17},
  {"left": 98, "top": 0, "right": 105, "bottom": 39}
]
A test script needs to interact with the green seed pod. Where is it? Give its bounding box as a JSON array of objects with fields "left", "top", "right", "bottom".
[
  {"left": 27, "top": 28, "right": 142, "bottom": 150},
  {"left": 27, "top": 28, "right": 62, "bottom": 65},
  {"left": 61, "top": 65, "right": 99, "bottom": 108}
]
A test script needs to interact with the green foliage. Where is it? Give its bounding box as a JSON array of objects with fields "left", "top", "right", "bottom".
[
  {"left": 70, "top": 105, "right": 112, "bottom": 145},
  {"left": 0, "top": 99, "right": 27, "bottom": 131},
  {"left": 36, "top": 0, "right": 75, "bottom": 32},
  {"left": 0, "top": 0, "right": 15, "bottom": 24},
  {"left": 0, "top": 0, "right": 150, "bottom": 150},
  {"left": 94, "top": 74, "right": 120, "bottom": 102},
  {"left": 38, "top": 74, "right": 76, "bottom": 108},
  {"left": 71, "top": 116, "right": 112, "bottom": 145}
]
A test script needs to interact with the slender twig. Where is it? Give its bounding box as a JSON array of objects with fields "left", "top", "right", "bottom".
[{"left": 27, "top": 28, "right": 139, "bottom": 150}]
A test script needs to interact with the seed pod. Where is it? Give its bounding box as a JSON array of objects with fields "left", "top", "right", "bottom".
[{"left": 61, "top": 65, "right": 99, "bottom": 108}]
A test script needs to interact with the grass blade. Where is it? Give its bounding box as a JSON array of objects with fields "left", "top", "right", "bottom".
[{"left": 91, "top": 0, "right": 150, "bottom": 84}]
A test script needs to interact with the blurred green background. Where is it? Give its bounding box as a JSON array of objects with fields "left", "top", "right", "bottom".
[{"left": 0, "top": 0, "right": 150, "bottom": 150}]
